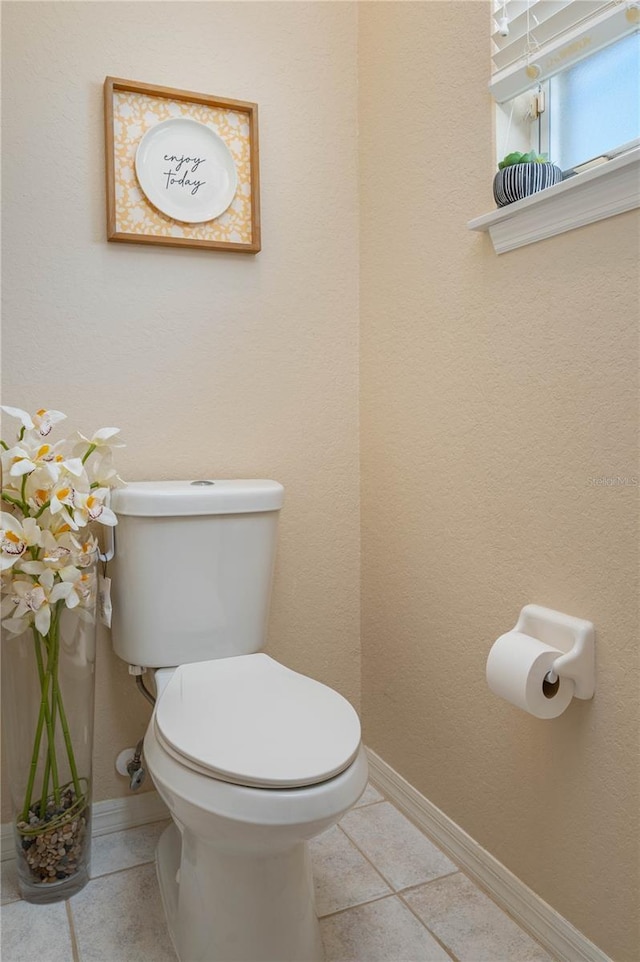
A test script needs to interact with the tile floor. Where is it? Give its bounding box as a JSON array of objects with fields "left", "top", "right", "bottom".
[{"left": 1, "top": 784, "right": 554, "bottom": 962}]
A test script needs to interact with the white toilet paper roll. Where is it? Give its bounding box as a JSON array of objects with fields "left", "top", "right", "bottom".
[{"left": 486, "top": 631, "right": 574, "bottom": 719}]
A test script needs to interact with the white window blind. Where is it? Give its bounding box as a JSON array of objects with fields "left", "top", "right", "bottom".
[{"left": 490, "top": 0, "right": 640, "bottom": 102}]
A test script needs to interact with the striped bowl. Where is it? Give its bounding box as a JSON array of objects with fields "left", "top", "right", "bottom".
[{"left": 493, "top": 162, "right": 562, "bottom": 208}]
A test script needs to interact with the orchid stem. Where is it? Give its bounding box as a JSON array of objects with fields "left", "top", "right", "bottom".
[
  {"left": 48, "top": 603, "right": 82, "bottom": 802},
  {"left": 39, "top": 626, "right": 62, "bottom": 816},
  {"left": 81, "top": 444, "right": 96, "bottom": 465},
  {"left": 2, "top": 492, "right": 29, "bottom": 514},
  {"left": 21, "top": 634, "right": 52, "bottom": 821},
  {"left": 54, "top": 688, "right": 82, "bottom": 802},
  {"left": 43, "top": 620, "right": 61, "bottom": 809},
  {"left": 30, "top": 630, "right": 50, "bottom": 819}
]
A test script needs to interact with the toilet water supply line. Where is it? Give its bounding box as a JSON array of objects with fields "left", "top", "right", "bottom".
[
  {"left": 123, "top": 675, "right": 156, "bottom": 791},
  {"left": 136, "top": 673, "right": 156, "bottom": 707}
]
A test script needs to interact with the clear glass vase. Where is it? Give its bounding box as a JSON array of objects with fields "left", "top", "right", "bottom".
[{"left": 1, "top": 558, "right": 97, "bottom": 903}]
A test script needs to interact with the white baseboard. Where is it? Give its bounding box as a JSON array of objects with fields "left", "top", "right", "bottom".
[
  {"left": 0, "top": 754, "right": 612, "bottom": 962},
  {"left": 366, "top": 748, "right": 611, "bottom": 962},
  {"left": 1, "top": 789, "right": 168, "bottom": 862}
]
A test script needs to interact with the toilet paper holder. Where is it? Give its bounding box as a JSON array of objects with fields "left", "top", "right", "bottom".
[{"left": 511, "top": 605, "right": 595, "bottom": 699}]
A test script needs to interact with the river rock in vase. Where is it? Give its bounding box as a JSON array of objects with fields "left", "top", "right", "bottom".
[{"left": 17, "top": 782, "right": 90, "bottom": 888}]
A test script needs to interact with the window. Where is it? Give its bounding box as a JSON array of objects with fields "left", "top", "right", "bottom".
[
  {"left": 547, "top": 31, "right": 640, "bottom": 171},
  {"left": 492, "top": 1, "right": 640, "bottom": 172},
  {"left": 468, "top": 1, "right": 640, "bottom": 252}
]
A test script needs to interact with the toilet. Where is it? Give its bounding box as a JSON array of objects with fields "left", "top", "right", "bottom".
[{"left": 109, "top": 480, "right": 368, "bottom": 962}]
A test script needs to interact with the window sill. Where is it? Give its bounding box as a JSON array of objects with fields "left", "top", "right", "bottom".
[{"left": 468, "top": 148, "right": 640, "bottom": 254}]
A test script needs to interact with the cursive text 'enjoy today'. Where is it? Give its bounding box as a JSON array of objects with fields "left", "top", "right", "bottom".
[{"left": 163, "top": 153, "right": 207, "bottom": 195}]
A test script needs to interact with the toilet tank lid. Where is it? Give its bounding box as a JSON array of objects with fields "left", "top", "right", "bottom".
[{"left": 111, "top": 480, "right": 284, "bottom": 517}]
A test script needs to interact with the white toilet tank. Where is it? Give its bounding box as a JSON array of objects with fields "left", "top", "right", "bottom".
[{"left": 110, "top": 480, "right": 284, "bottom": 668}]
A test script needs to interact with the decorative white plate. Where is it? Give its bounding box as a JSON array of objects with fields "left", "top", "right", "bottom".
[{"left": 135, "top": 118, "right": 238, "bottom": 224}]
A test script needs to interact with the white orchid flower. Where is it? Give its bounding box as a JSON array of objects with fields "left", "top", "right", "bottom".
[
  {"left": 72, "top": 489, "right": 117, "bottom": 527},
  {"left": 91, "top": 463, "right": 125, "bottom": 489},
  {"left": 16, "top": 561, "right": 93, "bottom": 611},
  {"left": 58, "top": 565, "right": 96, "bottom": 608},
  {"left": 24, "top": 463, "right": 87, "bottom": 519},
  {"left": 38, "top": 444, "right": 84, "bottom": 483},
  {"left": 1, "top": 406, "right": 66, "bottom": 438},
  {"left": 47, "top": 466, "right": 90, "bottom": 527},
  {"left": 84, "top": 448, "right": 125, "bottom": 489},
  {"left": 2, "top": 439, "right": 84, "bottom": 482},
  {"left": 32, "top": 409, "right": 67, "bottom": 437},
  {"left": 14, "top": 576, "right": 52, "bottom": 628},
  {"left": 48, "top": 480, "right": 79, "bottom": 520},
  {"left": 2, "top": 567, "right": 70, "bottom": 634},
  {"left": 1, "top": 441, "right": 32, "bottom": 481},
  {"left": 37, "top": 529, "right": 98, "bottom": 569},
  {"left": 35, "top": 530, "right": 74, "bottom": 569},
  {"left": 0, "top": 581, "right": 32, "bottom": 635},
  {"left": 23, "top": 469, "right": 55, "bottom": 511},
  {"left": 22, "top": 529, "right": 73, "bottom": 570},
  {"left": 77, "top": 427, "right": 123, "bottom": 449},
  {"left": 2, "top": 443, "right": 39, "bottom": 477},
  {"left": 0, "top": 513, "right": 42, "bottom": 570},
  {"left": 31, "top": 530, "right": 72, "bottom": 574},
  {"left": 1, "top": 406, "right": 35, "bottom": 432},
  {"left": 74, "top": 428, "right": 124, "bottom": 469},
  {"left": 45, "top": 514, "right": 78, "bottom": 537},
  {"left": 71, "top": 533, "right": 99, "bottom": 567}
]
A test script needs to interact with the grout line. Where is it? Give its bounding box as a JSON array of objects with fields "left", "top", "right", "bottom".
[
  {"left": 362, "top": 792, "right": 474, "bottom": 895},
  {"left": 336, "top": 798, "right": 469, "bottom": 960},
  {"left": 398, "top": 890, "right": 461, "bottom": 962},
  {"left": 367, "top": 785, "right": 555, "bottom": 956},
  {"left": 353, "top": 799, "right": 384, "bottom": 810},
  {"left": 339, "top": 804, "right": 457, "bottom": 899},
  {"left": 317, "top": 869, "right": 460, "bottom": 962},
  {"left": 449, "top": 869, "right": 556, "bottom": 958},
  {"left": 323, "top": 824, "right": 461, "bottom": 925},
  {"left": 368, "top": 794, "right": 547, "bottom": 948},
  {"left": 333, "top": 818, "right": 464, "bottom": 959},
  {"left": 336, "top": 822, "right": 397, "bottom": 892},
  {"left": 318, "top": 889, "right": 399, "bottom": 921},
  {"left": 347, "top": 791, "right": 462, "bottom": 951},
  {"left": 65, "top": 899, "right": 81, "bottom": 962},
  {"left": 395, "top": 868, "right": 461, "bottom": 897},
  {"left": 353, "top": 795, "right": 386, "bottom": 811},
  {"left": 89, "top": 858, "right": 156, "bottom": 883}
]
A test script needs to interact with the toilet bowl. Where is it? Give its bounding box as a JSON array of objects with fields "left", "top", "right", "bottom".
[
  {"left": 144, "top": 655, "right": 368, "bottom": 962},
  {"left": 109, "top": 480, "right": 367, "bottom": 962}
]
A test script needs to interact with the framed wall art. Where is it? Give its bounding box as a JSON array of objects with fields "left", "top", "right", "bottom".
[{"left": 104, "top": 77, "right": 261, "bottom": 253}]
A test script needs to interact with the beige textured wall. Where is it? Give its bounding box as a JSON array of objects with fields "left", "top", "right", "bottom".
[
  {"left": 2, "top": 3, "right": 639, "bottom": 956},
  {"left": 1, "top": 1, "right": 360, "bottom": 819},
  {"left": 359, "top": 3, "right": 639, "bottom": 960}
]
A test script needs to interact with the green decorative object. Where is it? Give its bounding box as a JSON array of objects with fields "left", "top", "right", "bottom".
[{"left": 494, "top": 152, "right": 562, "bottom": 207}]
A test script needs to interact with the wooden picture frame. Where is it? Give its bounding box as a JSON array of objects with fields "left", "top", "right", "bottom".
[{"left": 104, "top": 77, "right": 261, "bottom": 254}]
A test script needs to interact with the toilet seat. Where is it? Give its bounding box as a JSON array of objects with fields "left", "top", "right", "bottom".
[{"left": 154, "top": 654, "right": 361, "bottom": 789}]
